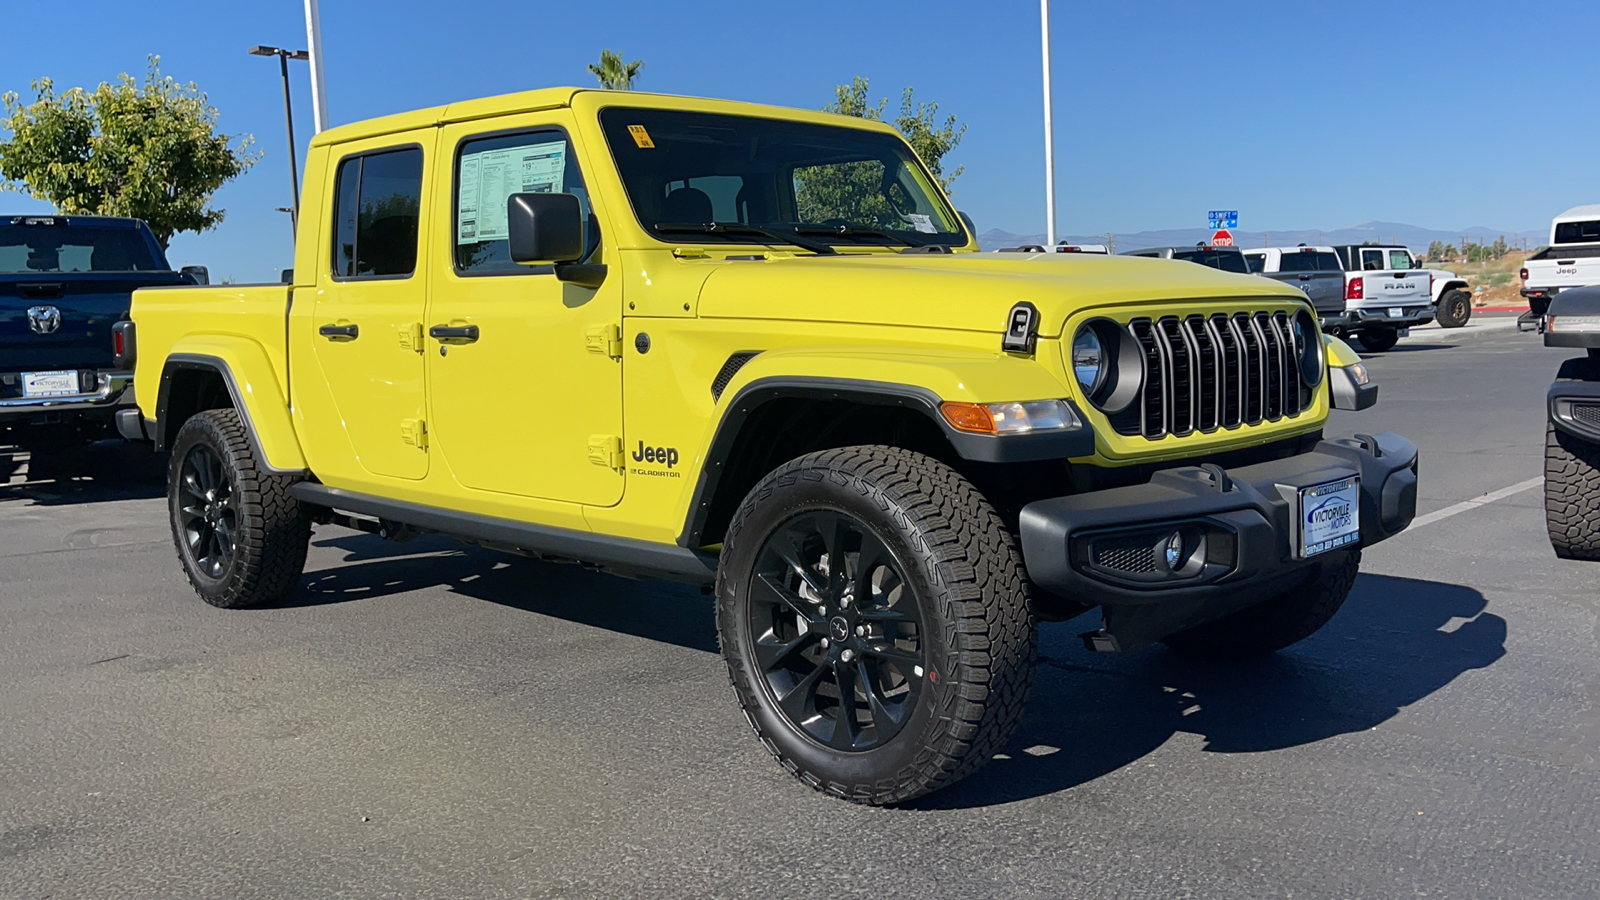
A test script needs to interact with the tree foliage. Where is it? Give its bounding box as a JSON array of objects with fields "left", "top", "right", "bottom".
[
  {"left": 588, "top": 50, "right": 643, "bottom": 91},
  {"left": 0, "top": 57, "right": 257, "bottom": 248},
  {"left": 823, "top": 76, "right": 966, "bottom": 191}
]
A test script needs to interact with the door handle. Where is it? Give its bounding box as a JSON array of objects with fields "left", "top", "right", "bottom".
[
  {"left": 319, "top": 323, "right": 359, "bottom": 341},
  {"left": 1298, "top": 274, "right": 1311, "bottom": 280},
  {"left": 429, "top": 324, "right": 480, "bottom": 343}
]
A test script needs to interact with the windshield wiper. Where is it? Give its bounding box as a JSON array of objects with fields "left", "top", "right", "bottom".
[
  {"left": 791, "top": 224, "right": 927, "bottom": 248},
  {"left": 653, "top": 222, "right": 837, "bottom": 255}
]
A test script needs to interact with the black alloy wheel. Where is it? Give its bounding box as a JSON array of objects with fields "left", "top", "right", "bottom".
[
  {"left": 177, "top": 442, "right": 239, "bottom": 581},
  {"left": 747, "top": 509, "right": 925, "bottom": 752}
]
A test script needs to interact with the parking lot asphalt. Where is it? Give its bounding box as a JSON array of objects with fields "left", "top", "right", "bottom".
[{"left": 3, "top": 327, "right": 1598, "bottom": 899}]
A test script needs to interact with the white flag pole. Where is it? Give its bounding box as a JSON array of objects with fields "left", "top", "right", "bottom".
[
  {"left": 304, "top": 0, "right": 330, "bottom": 133},
  {"left": 1040, "top": 0, "right": 1056, "bottom": 249}
]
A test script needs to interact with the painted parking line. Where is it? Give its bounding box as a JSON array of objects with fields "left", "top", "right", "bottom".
[{"left": 1406, "top": 477, "right": 1543, "bottom": 531}]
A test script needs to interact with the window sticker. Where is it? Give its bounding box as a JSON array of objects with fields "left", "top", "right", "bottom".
[
  {"left": 626, "top": 125, "right": 655, "bottom": 148},
  {"left": 905, "top": 213, "right": 936, "bottom": 234},
  {"left": 457, "top": 140, "right": 567, "bottom": 244}
]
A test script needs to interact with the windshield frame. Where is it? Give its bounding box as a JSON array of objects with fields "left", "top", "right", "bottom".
[{"left": 594, "top": 106, "right": 972, "bottom": 252}]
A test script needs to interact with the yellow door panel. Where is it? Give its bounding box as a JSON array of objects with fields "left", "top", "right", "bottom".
[
  {"left": 303, "top": 134, "right": 433, "bottom": 481},
  {"left": 425, "top": 117, "right": 624, "bottom": 506}
]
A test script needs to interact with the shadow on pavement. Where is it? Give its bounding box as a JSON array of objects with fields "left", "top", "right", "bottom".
[
  {"left": 0, "top": 442, "right": 167, "bottom": 505},
  {"left": 291, "top": 533, "right": 718, "bottom": 653},
  {"left": 913, "top": 572, "right": 1506, "bottom": 809}
]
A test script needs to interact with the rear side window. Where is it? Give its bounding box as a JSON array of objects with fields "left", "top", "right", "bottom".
[
  {"left": 1359, "top": 249, "right": 1386, "bottom": 271},
  {"left": 1173, "top": 249, "right": 1248, "bottom": 273},
  {"left": 1244, "top": 253, "right": 1266, "bottom": 273},
  {"left": 1555, "top": 220, "right": 1600, "bottom": 244},
  {"left": 331, "top": 148, "right": 423, "bottom": 278},
  {"left": 1278, "top": 251, "right": 1342, "bottom": 273}
]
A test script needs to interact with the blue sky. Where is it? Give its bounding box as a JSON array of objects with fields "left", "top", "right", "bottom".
[{"left": 1, "top": 0, "right": 1587, "bottom": 280}]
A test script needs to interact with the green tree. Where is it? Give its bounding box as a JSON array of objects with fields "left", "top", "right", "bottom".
[
  {"left": 1492, "top": 235, "right": 1509, "bottom": 258},
  {"left": 1427, "top": 240, "right": 1455, "bottom": 261},
  {"left": 822, "top": 76, "right": 966, "bottom": 191},
  {"left": 588, "top": 50, "right": 643, "bottom": 91},
  {"left": 0, "top": 57, "right": 257, "bottom": 248}
]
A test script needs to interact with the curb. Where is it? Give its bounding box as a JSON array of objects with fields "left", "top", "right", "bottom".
[{"left": 1405, "top": 317, "right": 1529, "bottom": 344}]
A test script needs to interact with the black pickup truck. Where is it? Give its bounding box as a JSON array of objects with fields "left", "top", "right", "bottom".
[{"left": 1, "top": 215, "right": 205, "bottom": 462}]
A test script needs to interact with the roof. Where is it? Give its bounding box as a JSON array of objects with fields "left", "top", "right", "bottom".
[
  {"left": 310, "top": 87, "right": 899, "bottom": 147},
  {"left": 1556, "top": 205, "right": 1600, "bottom": 221}
]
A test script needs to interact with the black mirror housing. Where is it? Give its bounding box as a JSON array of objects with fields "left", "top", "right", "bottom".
[
  {"left": 508, "top": 193, "right": 584, "bottom": 265},
  {"left": 181, "top": 265, "right": 210, "bottom": 285}
]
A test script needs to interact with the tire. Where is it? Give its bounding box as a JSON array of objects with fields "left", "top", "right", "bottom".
[
  {"left": 1161, "top": 549, "right": 1360, "bottom": 660},
  {"left": 1545, "top": 420, "right": 1600, "bottom": 560},
  {"left": 168, "top": 409, "right": 310, "bottom": 608},
  {"left": 1356, "top": 328, "right": 1399, "bottom": 352},
  {"left": 1435, "top": 289, "right": 1472, "bottom": 328},
  {"left": 717, "top": 445, "right": 1036, "bottom": 805}
]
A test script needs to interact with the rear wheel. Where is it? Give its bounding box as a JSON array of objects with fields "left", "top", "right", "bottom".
[
  {"left": 1357, "top": 328, "right": 1399, "bottom": 352},
  {"left": 717, "top": 446, "right": 1035, "bottom": 805},
  {"left": 1435, "top": 289, "right": 1472, "bottom": 328},
  {"left": 1162, "top": 550, "right": 1360, "bottom": 660},
  {"left": 1545, "top": 421, "right": 1600, "bottom": 560},
  {"left": 168, "top": 409, "right": 310, "bottom": 608}
]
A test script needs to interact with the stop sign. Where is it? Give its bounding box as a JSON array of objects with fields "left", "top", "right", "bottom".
[{"left": 1211, "top": 229, "right": 1234, "bottom": 247}]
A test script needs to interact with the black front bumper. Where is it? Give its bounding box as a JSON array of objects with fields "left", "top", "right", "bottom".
[
  {"left": 1549, "top": 380, "right": 1600, "bottom": 444},
  {"left": 1018, "top": 432, "right": 1419, "bottom": 649}
]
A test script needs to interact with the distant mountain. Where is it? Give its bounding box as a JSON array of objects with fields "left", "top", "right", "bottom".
[{"left": 978, "top": 220, "right": 1546, "bottom": 254}]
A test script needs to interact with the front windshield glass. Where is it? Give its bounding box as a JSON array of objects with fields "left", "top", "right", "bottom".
[
  {"left": 1173, "top": 249, "right": 1249, "bottom": 274},
  {"left": 599, "top": 108, "right": 967, "bottom": 248}
]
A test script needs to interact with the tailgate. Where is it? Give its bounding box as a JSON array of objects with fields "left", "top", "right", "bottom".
[
  {"left": 0, "top": 272, "right": 188, "bottom": 370},
  {"left": 1525, "top": 256, "right": 1600, "bottom": 290},
  {"left": 1355, "top": 271, "right": 1429, "bottom": 308},
  {"left": 1267, "top": 272, "right": 1345, "bottom": 316}
]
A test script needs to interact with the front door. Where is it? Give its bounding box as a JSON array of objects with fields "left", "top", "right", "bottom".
[
  {"left": 425, "top": 118, "right": 624, "bottom": 506},
  {"left": 307, "top": 139, "right": 432, "bottom": 480}
]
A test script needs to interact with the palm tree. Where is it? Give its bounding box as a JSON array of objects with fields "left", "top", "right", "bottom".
[{"left": 588, "top": 50, "right": 643, "bottom": 91}]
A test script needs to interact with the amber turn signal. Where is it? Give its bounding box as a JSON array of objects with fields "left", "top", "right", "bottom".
[{"left": 939, "top": 402, "right": 997, "bottom": 434}]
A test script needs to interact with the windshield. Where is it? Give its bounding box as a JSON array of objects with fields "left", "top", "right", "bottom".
[
  {"left": 1278, "top": 251, "right": 1342, "bottom": 273},
  {"left": 1173, "top": 249, "right": 1249, "bottom": 273},
  {"left": 599, "top": 108, "right": 967, "bottom": 248},
  {"left": 0, "top": 221, "right": 165, "bottom": 273}
]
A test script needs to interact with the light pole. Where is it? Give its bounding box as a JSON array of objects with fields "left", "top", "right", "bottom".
[
  {"left": 248, "top": 45, "right": 309, "bottom": 237},
  {"left": 1040, "top": 0, "right": 1056, "bottom": 249}
]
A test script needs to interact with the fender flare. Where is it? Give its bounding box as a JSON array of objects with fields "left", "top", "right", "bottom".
[
  {"left": 156, "top": 347, "right": 306, "bottom": 473},
  {"left": 675, "top": 350, "right": 1094, "bottom": 547},
  {"left": 1434, "top": 279, "right": 1470, "bottom": 303}
]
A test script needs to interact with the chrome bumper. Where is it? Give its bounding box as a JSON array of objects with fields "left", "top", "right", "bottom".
[{"left": 0, "top": 371, "right": 135, "bottom": 417}]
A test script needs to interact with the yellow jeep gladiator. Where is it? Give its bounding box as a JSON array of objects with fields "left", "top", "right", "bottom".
[{"left": 127, "top": 88, "right": 1418, "bottom": 804}]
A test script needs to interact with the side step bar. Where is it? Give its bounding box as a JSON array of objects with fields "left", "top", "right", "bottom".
[{"left": 291, "top": 483, "right": 719, "bottom": 585}]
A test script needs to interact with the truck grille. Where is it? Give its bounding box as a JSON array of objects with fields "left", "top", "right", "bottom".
[{"left": 1109, "top": 311, "right": 1309, "bottom": 439}]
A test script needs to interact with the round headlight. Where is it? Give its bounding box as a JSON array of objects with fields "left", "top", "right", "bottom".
[
  {"left": 1293, "top": 310, "right": 1324, "bottom": 386},
  {"left": 1072, "top": 326, "right": 1106, "bottom": 396}
]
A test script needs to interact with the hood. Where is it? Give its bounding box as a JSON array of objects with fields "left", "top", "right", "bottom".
[{"left": 694, "top": 251, "right": 1305, "bottom": 337}]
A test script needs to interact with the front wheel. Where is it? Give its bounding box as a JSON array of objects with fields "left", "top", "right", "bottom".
[
  {"left": 1357, "top": 328, "right": 1399, "bottom": 352},
  {"left": 1545, "top": 421, "right": 1600, "bottom": 560},
  {"left": 1435, "top": 289, "right": 1472, "bottom": 328},
  {"left": 717, "top": 446, "right": 1036, "bottom": 805},
  {"left": 168, "top": 409, "right": 311, "bottom": 608},
  {"left": 1162, "top": 550, "right": 1360, "bottom": 660}
]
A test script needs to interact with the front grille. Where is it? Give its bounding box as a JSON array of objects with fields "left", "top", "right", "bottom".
[{"left": 1114, "top": 312, "right": 1308, "bottom": 439}]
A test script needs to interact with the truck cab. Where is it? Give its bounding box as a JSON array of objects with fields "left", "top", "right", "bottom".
[
  {"left": 128, "top": 87, "right": 1419, "bottom": 806},
  {"left": 1327, "top": 244, "right": 1434, "bottom": 352}
]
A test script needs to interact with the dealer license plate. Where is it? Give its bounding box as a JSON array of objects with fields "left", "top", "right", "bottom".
[
  {"left": 22, "top": 370, "right": 79, "bottom": 398},
  {"left": 1388, "top": 307, "right": 1403, "bottom": 318},
  {"left": 1300, "top": 476, "right": 1360, "bottom": 557}
]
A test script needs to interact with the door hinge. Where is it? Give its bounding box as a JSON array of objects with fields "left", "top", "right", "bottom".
[
  {"left": 587, "top": 434, "right": 624, "bottom": 469},
  {"left": 585, "top": 323, "right": 623, "bottom": 359},
  {"left": 401, "top": 417, "right": 428, "bottom": 449},
  {"left": 399, "top": 322, "right": 424, "bottom": 353}
]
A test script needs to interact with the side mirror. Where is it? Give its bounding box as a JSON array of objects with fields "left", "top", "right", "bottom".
[
  {"left": 957, "top": 210, "right": 976, "bottom": 235},
  {"left": 280, "top": 268, "right": 294, "bottom": 285},
  {"left": 181, "top": 265, "right": 210, "bottom": 285},
  {"left": 507, "top": 193, "right": 584, "bottom": 265}
]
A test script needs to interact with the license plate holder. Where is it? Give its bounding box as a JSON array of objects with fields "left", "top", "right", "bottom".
[
  {"left": 1299, "top": 476, "right": 1360, "bottom": 558},
  {"left": 21, "top": 370, "right": 80, "bottom": 398},
  {"left": 1388, "top": 306, "right": 1403, "bottom": 318}
]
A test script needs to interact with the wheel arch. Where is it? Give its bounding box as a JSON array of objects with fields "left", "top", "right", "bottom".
[
  {"left": 156, "top": 348, "right": 306, "bottom": 473},
  {"left": 1436, "top": 280, "right": 1470, "bottom": 302},
  {"left": 677, "top": 365, "right": 1092, "bottom": 549}
]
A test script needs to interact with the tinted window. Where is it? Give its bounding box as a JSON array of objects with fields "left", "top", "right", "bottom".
[
  {"left": 1555, "top": 220, "right": 1600, "bottom": 244},
  {"left": 1278, "top": 251, "right": 1342, "bottom": 273},
  {"left": 330, "top": 148, "right": 423, "bottom": 278},
  {"left": 1244, "top": 253, "right": 1266, "bottom": 273},
  {"left": 599, "top": 108, "right": 965, "bottom": 247},
  {"left": 0, "top": 222, "right": 164, "bottom": 273},
  {"left": 454, "top": 131, "right": 595, "bottom": 275},
  {"left": 1173, "top": 249, "right": 1249, "bottom": 273},
  {"left": 1360, "top": 249, "right": 1385, "bottom": 271}
]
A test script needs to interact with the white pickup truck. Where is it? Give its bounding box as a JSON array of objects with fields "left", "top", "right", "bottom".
[
  {"left": 1522, "top": 205, "right": 1600, "bottom": 320},
  {"left": 1327, "top": 245, "right": 1435, "bottom": 352}
]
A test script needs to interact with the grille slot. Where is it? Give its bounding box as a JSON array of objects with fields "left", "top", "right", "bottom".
[
  {"left": 1112, "top": 311, "right": 1307, "bottom": 439},
  {"left": 1090, "top": 533, "right": 1160, "bottom": 575},
  {"left": 1575, "top": 404, "right": 1600, "bottom": 428}
]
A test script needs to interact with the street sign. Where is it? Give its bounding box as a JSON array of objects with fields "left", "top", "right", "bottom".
[
  {"left": 1211, "top": 229, "right": 1234, "bottom": 247},
  {"left": 1208, "top": 210, "right": 1238, "bottom": 230}
]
